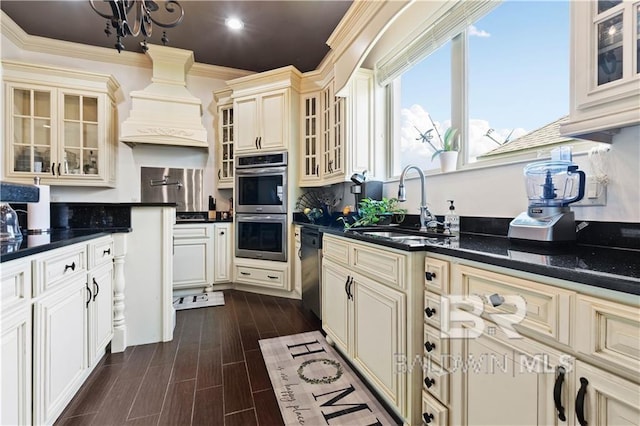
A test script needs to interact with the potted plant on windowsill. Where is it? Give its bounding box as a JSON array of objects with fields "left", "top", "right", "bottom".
[{"left": 417, "top": 124, "right": 460, "bottom": 173}]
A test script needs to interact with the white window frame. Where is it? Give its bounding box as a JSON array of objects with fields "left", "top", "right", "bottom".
[{"left": 382, "top": 0, "right": 599, "bottom": 180}]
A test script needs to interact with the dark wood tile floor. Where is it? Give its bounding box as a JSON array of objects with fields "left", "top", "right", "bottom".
[{"left": 55, "top": 290, "right": 322, "bottom": 426}]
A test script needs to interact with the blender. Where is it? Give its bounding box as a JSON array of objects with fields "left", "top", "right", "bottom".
[{"left": 508, "top": 160, "right": 585, "bottom": 242}]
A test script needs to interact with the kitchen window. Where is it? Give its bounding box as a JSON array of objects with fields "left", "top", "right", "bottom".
[{"left": 384, "top": 0, "right": 571, "bottom": 177}]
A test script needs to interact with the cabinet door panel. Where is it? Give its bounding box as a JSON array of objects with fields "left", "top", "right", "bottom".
[
  {"left": 1, "top": 309, "right": 31, "bottom": 426},
  {"left": 89, "top": 264, "right": 113, "bottom": 366},
  {"left": 235, "top": 97, "right": 258, "bottom": 152},
  {"left": 352, "top": 275, "right": 406, "bottom": 409},
  {"left": 213, "top": 224, "right": 231, "bottom": 283},
  {"left": 33, "top": 276, "right": 88, "bottom": 425},
  {"left": 173, "top": 242, "right": 209, "bottom": 289},
  {"left": 260, "top": 92, "right": 286, "bottom": 150},
  {"left": 321, "top": 261, "right": 350, "bottom": 351},
  {"left": 574, "top": 361, "right": 640, "bottom": 426}
]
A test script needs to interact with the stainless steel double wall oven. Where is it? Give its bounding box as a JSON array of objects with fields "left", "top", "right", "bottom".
[{"left": 235, "top": 152, "right": 288, "bottom": 262}]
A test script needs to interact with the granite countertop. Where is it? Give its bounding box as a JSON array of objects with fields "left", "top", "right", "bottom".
[
  {"left": 296, "top": 221, "right": 640, "bottom": 296},
  {"left": 0, "top": 229, "right": 128, "bottom": 263}
]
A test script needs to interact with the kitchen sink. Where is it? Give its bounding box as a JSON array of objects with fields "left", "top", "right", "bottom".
[{"left": 345, "top": 227, "right": 455, "bottom": 247}]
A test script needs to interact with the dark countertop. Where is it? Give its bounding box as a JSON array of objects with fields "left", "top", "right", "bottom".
[
  {"left": 297, "top": 222, "right": 640, "bottom": 296},
  {"left": 0, "top": 229, "right": 128, "bottom": 263}
]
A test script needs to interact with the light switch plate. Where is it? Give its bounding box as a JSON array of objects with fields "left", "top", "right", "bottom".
[{"left": 574, "top": 175, "right": 607, "bottom": 206}]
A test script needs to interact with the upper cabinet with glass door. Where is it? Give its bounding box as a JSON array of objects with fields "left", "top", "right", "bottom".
[
  {"left": 560, "top": 0, "right": 640, "bottom": 142},
  {"left": 3, "top": 60, "right": 119, "bottom": 187},
  {"left": 214, "top": 88, "right": 234, "bottom": 189}
]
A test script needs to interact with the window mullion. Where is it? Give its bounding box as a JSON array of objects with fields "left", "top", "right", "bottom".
[{"left": 451, "top": 31, "right": 468, "bottom": 168}]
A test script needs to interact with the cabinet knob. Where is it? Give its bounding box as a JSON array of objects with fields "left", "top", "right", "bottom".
[
  {"left": 424, "top": 377, "right": 435, "bottom": 388},
  {"left": 220, "top": 231, "right": 225, "bottom": 235},
  {"left": 424, "top": 341, "right": 436, "bottom": 352},
  {"left": 425, "top": 271, "right": 436, "bottom": 281},
  {"left": 424, "top": 307, "right": 436, "bottom": 318},
  {"left": 423, "top": 413, "right": 434, "bottom": 424}
]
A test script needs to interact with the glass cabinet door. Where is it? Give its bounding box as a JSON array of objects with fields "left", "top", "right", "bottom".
[
  {"left": 302, "top": 95, "right": 319, "bottom": 178},
  {"left": 220, "top": 106, "right": 234, "bottom": 180},
  {"left": 11, "top": 88, "right": 52, "bottom": 174},
  {"left": 61, "top": 94, "right": 99, "bottom": 176}
]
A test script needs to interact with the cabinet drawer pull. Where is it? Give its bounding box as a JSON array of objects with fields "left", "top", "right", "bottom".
[
  {"left": 51, "top": 162, "right": 56, "bottom": 176},
  {"left": 344, "top": 276, "right": 350, "bottom": 298},
  {"left": 422, "top": 412, "right": 434, "bottom": 424},
  {"left": 424, "top": 341, "right": 436, "bottom": 352},
  {"left": 315, "top": 165, "right": 319, "bottom": 176},
  {"left": 489, "top": 293, "right": 505, "bottom": 307},
  {"left": 424, "top": 377, "right": 435, "bottom": 388},
  {"left": 92, "top": 277, "right": 100, "bottom": 302},
  {"left": 258, "top": 136, "right": 262, "bottom": 149},
  {"left": 267, "top": 275, "right": 278, "bottom": 279},
  {"left": 240, "top": 272, "right": 251, "bottom": 276},
  {"left": 553, "top": 366, "right": 567, "bottom": 422},
  {"left": 424, "top": 307, "right": 437, "bottom": 318},
  {"left": 218, "top": 169, "right": 222, "bottom": 180},
  {"left": 575, "top": 377, "right": 589, "bottom": 426},
  {"left": 85, "top": 282, "right": 92, "bottom": 308},
  {"left": 64, "top": 262, "right": 76, "bottom": 272},
  {"left": 103, "top": 248, "right": 111, "bottom": 256},
  {"left": 298, "top": 248, "right": 302, "bottom": 259},
  {"left": 57, "top": 162, "right": 61, "bottom": 176},
  {"left": 425, "top": 271, "right": 436, "bottom": 281}
]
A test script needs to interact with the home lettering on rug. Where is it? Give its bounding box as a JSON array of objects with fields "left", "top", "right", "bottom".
[{"left": 286, "top": 339, "right": 383, "bottom": 425}]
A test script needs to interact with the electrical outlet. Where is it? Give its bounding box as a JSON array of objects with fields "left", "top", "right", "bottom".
[{"left": 574, "top": 175, "right": 607, "bottom": 207}]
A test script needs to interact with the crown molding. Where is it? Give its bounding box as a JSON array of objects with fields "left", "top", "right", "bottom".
[
  {"left": 1, "top": 11, "right": 253, "bottom": 82},
  {"left": 226, "top": 65, "right": 303, "bottom": 96}
]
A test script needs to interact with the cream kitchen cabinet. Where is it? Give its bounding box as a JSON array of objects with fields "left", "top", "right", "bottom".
[
  {"left": 214, "top": 88, "right": 234, "bottom": 188},
  {"left": 173, "top": 223, "right": 215, "bottom": 292},
  {"left": 32, "top": 272, "right": 88, "bottom": 425},
  {"left": 321, "top": 233, "right": 425, "bottom": 424},
  {"left": 3, "top": 60, "right": 119, "bottom": 187},
  {"left": 293, "top": 225, "right": 302, "bottom": 298},
  {"left": 233, "top": 258, "right": 290, "bottom": 291},
  {"left": 2, "top": 235, "right": 115, "bottom": 425},
  {"left": 227, "top": 66, "right": 301, "bottom": 154},
  {"left": 560, "top": 1, "right": 640, "bottom": 142},
  {"left": 213, "top": 222, "right": 232, "bottom": 283},
  {"left": 425, "top": 252, "right": 639, "bottom": 426},
  {"left": 299, "top": 70, "right": 375, "bottom": 187},
  {"left": 234, "top": 89, "right": 289, "bottom": 153},
  {"left": 1, "top": 258, "right": 32, "bottom": 426}
]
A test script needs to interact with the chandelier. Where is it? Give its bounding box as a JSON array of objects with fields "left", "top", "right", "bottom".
[{"left": 89, "top": 0, "right": 184, "bottom": 53}]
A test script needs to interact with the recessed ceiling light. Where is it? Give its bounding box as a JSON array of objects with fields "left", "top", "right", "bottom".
[{"left": 226, "top": 17, "right": 244, "bottom": 31}]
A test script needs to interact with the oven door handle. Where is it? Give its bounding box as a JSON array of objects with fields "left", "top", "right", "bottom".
[
  {"left": 235, "top": 166, "right": 287, "bottom": 175},
  {"left": 238, "top": 215, "right": 285, "bottom": 222}
]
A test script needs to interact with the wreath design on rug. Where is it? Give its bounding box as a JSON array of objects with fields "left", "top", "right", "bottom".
[{"left": 297, "top": 358, "right": 343, "bottom": 384}]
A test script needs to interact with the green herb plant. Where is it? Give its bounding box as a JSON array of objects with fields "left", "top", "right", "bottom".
[{"left": 339, "top": 197, "right": 407, "bottom": 229}]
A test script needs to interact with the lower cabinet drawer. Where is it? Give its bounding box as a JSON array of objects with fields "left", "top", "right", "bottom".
[
  {"left": 424, "top": 291, "right": 441, "bottom": 329},
  {"left": 423, "top": 357, "right": 449, "bottom": 405},
  {"left": 575, "top": 294, "right": 640, "bottom": 377},
  {"left": 421, "top": 391, "right": 448, "bottom": 426},
  {"left": 1, "top": 259, "right": 31, "bottom": 312},
  {"left": 33, "top": 244, "right": 87, "bottom": 296},
  {"left": 88, "top": 237, "right": 113, "bottom": 269},
  {"left": 424, "top": 325, "right": 449, "bottom": 368},
  {"left": 235, "top": 265, "right": 288, "bottom": 290}
]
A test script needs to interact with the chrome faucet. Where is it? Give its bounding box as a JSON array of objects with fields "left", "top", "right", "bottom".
[{"left": 397, "top": 165, "right": 433, "bottom": 232}]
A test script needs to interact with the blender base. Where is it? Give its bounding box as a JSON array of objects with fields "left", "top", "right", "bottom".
[{"left": 508, "top": 211, "right": 577, "bottom": 242}]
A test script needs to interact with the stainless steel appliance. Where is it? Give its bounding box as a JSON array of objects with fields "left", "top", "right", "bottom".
[
  {"left": 235, "top": 152, "right": 287, "bottom": 214},
  {"left": 301, "top": 227, "right": 322, "bottom": 319},
  {"left": 140, "top": 167, "right": 206, "bottom": 221},
  {"left": 508, "top": 160, "right": 586, "bottom": 242},
  {"left": 235, "top": 214, "right": 287, "bottom": 261}
]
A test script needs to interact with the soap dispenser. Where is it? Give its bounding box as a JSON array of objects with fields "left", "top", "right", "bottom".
[{"left": 445, "top": 200, "right": 459, "bottom": 233}]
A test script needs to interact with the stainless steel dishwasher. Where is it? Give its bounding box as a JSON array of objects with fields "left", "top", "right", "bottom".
[{"left": 301, "top": 226, "right": 322, "bottom": 319}]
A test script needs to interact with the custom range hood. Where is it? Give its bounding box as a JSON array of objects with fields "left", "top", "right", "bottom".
[{"left": 120, "top": 45, "right": 208, "bottom": 148}]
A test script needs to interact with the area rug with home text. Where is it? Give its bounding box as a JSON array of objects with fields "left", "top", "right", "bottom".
[
  {"left": 259, "top": 330, "right": 398, "bottom": 425},
  {"left": 172, "top": 291, "right": 224, "bottom": 310}
]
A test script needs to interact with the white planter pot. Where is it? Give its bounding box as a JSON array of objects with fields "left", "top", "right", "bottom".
[{"left": 439, "top": 151, "right": 458, "bottom": 173}]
